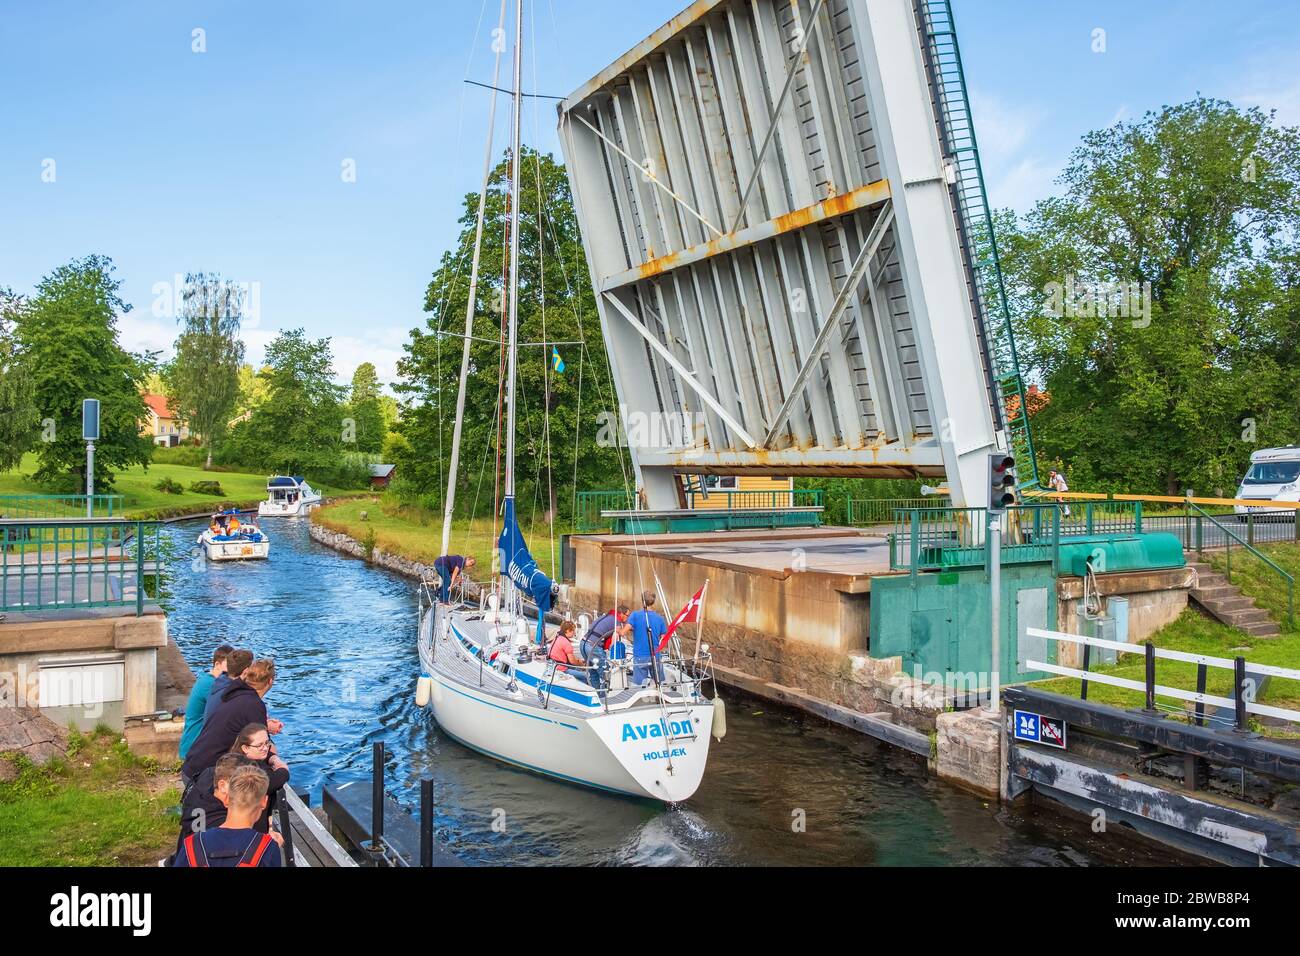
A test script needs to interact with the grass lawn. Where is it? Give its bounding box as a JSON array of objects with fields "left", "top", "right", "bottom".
[
  {"left": 0, "top": 727, "right": 181, "bottom": 866},
  {"left": 314, "top": 495, "right": 574, "bottom": 580},
  {"left": 1033, "top": 541, "right": 1300, "bottom": 734},
  {"left": 0, "top": 452, "right": 363, "bottom": 519}
]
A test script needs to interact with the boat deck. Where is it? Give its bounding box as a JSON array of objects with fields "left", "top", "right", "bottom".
[{"left": 429, "top": 607, "right": 694, "bottom": 718}]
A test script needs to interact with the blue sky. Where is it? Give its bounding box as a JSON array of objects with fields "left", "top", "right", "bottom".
[{"left": 3, "top": 1, "right": 1298, "bottom": 389}]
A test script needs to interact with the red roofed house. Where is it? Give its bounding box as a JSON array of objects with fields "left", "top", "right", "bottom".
[
  {"left": 1005, "top": 384, "right": 1049, "bottom": 423},
  {"left": 141, "top": 393, "right": 190, "bottom": 447}
]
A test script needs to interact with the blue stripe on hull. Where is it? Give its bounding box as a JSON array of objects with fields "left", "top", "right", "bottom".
[{"left": 426, "top": 673, "right": 647, "bottom": 799}]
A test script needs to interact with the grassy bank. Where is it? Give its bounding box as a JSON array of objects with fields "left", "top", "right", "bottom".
[
  {"left": 0, "top": 727, "right": 180, "bottom": 866},
  {"left": 1034, "top": 542, "right": 1300, "bottom": 731},
  {"left": 313, "top": 495, "right": 573, "bottom": 579},
  {"left": 0, "top": 451, "right": 366, "bottom": 519}
]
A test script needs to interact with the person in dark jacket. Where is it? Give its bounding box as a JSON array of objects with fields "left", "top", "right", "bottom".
[
  {"left": 174, "top": 752, "right": 253, "bottom": 860},
  {"left": 202, "top": 648, "right": 253, "bottom": 723},
  {"left": 181, "top": 658, "right": 279, "bottom": 782},
  {"left": 227, "top": 722, "right": 291, "bottom": 834},
  {"left": 172, "top": 765, "right": 282, "bottom": 868}
]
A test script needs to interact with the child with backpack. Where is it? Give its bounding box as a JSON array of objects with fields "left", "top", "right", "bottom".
[{"left": 173, "top": 764, "right": 282, "bottom": 868}]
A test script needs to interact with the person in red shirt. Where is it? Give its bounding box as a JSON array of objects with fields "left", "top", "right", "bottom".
[{"left": 547, "top": 621, "right": 585, "bottom": 677}]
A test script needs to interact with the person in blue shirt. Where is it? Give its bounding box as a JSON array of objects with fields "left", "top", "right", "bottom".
[
  {"left": 433, "top": 554, "right": 476, "bottom": 603},
  {"left": 178, "top": 644, "right": 233, "bottom": 761},
  {"left": 625, "top": 591, "right": 667, "bottom": 687}
]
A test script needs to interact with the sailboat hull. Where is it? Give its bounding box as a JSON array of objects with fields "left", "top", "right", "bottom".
[{"left": 419, "top": 606, "right": 713, "bottom": 802}]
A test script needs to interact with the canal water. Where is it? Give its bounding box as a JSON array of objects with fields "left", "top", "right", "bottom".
[{"left": 163, "top": 518, "right": 1188, "bottom": 866}]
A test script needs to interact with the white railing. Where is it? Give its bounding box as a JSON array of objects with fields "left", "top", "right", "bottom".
[{"left": 1025, "top": 627, "right": 1300, "bottom": 726}]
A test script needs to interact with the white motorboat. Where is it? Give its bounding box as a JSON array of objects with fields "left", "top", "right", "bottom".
[
  {"left": 413, "top": 0, "right": 721, "bottom": 802},
  {"left": 198, "top": 511, "right": 270, "bottom": 561},
  {"left": 258, "top": 476, "right": 321, "bottom": 517}
]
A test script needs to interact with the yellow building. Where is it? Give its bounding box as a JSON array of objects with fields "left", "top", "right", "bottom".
[
  {"left": 141, "top": 393, "right": 190, "bottom": 447},
  {"left": 686, "top": 475, "right": 795, "bottom": 510}
]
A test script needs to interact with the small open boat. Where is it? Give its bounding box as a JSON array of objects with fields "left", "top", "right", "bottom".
[
  {"left": 198, "top": 511, "right": 270, "bottom": 561},
  {"left": 258, "top": 476, "right": 321, "bottom": 517}
]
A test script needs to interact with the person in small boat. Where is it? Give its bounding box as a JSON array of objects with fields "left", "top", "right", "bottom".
[
  {"left": 227, "top": 514, "right": 242, "bottom": 534},
  {"left": 433, "top": 554, "right": 476, "bottom": 603},
  {"left": 209, "top": 516, "right": 224, "bottom": 536},
  {"left": 582, "top": 604, "right": 629, "bottom": 691},
  {"left": 547, "top": 620, "right": 589, "bottom": 681},
  {"left": 627, "top": 591, "right": 667, "bottom": 687}
]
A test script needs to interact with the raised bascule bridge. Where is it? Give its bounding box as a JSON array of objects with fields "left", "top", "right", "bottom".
[
  {"left": 551, "top": 3, "right": 1299, "bottom": 863},
  {"left": 558, "top": 0, "right": 1036, "bottom": 513},
  {"left": 554, "top": 0, "right": 1074, "bottom": 679}
]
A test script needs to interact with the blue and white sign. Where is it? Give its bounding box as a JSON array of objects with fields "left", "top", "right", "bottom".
[
  {"left": 1013, "top": 710, "right": 1040, "bottom": 743},
  {"left": 1013, "top": 709, "right": 1066, "bottom": 749}
]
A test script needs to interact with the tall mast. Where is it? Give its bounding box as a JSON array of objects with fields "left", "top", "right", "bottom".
[
  {"left": 503, "top": 0, "right": 523, "bottom": 499},
  {"left": 441, "top": 0, "right": 509, "bottom": 558}
]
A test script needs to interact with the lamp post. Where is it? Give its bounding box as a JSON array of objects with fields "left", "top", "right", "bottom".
[{"left": 82, "top": 399, "right": 100, "bottom": 517}]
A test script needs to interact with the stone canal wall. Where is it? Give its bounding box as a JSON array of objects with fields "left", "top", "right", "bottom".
[{"left": 309, "top": 524, "right": 438, "bottom": 582}]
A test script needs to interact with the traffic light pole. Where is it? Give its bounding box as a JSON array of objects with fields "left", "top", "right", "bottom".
[
  {"left": 988, "top": 511, "right": 1001, "bottom": 714},
  {"left": 85, "top": 441, "right": 95, "bottom": 518}
]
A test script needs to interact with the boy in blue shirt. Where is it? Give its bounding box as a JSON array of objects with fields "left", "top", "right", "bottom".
[
  {"left": 178, "top": 644, "right": 233, "bottom": 761},
  {"left": 625, "top": 591, "right": 667, "bottom": 687}
]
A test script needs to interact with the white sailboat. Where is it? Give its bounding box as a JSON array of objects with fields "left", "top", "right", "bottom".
[{"left": 415, "top": 0, "right": 721, "bottom": 802}]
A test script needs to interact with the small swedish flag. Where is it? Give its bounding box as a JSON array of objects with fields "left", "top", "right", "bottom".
[{"left": 551, "top": 347, "right": 565, "bottom": 373}]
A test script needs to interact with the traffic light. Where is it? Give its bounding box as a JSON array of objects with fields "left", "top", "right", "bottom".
[{"left": 988, "top": 453, "right": 1017, "bottom": 512}]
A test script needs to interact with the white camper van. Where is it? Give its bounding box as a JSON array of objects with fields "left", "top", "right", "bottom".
[{"left": 1235, "top": 447, "right": 1300, "bottom": 519}]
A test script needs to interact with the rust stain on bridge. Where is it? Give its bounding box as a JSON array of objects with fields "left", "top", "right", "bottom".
[{"left": 616, "top": 180, "right": 893, "bottom": 288}]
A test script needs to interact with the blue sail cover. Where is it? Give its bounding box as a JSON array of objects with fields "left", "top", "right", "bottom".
[{"left": 498, "top": 497, "right": 553, "bottom": 642}]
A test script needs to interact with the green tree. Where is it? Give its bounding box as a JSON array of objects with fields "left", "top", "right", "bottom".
[
  {"left": 13, "top": 256, "right": 154, "bottom": 490},
  {"left": 0, "top": 288, "right": 39, "bottom": 471},
  {"left": 164, "top": 272, "right": 246, "bottom": 468},
  {"left": 234, "top": 363, "right": 270, "bottom": 417},
  {"left": 345, "top": 361, "right": 386, "bottom": 454},
  {"left": 998, "top": 98, "right": 1300, "bottom": 495},
  {"left": 226, "top": 329, "right": 346, "bottom": 475},
  {"left": 395, "top": 147, "right": 625, "bottom": 523}
]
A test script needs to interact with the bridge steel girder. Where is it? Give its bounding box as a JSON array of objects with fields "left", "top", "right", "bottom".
[{"left": 559, "top": 0, "right": 999, "bottom": 509}]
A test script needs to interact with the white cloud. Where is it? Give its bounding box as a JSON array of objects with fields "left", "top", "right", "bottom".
[
  {"left": 969, "top": 90, "right": 1060, "bottom": 212},
  {"left": 1230, "top": 72, "right": 1300, "bottom": 126},
  {"left": 331, "top": 330, "right": 407, "bottom": 392},
  {"left": 116, "top": 310, "right": 176, "bottom": 357}
]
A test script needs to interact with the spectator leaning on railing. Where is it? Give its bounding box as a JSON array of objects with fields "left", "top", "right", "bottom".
[
  {"left": 178, "top": 644, "right": 234, "bottom": 760},
  {"left": 181, "top": 658, "right": 282, "bottom": 791}
]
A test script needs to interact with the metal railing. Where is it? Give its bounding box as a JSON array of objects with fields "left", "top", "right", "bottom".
[
  {"left": 0, "top": 518, "right": 162, "bottom": 616},
  {"left": 574, "top": 490, "right": 636, "bottom": 533},
  {"left": 683, "top": 488, "right": 822, "bottom": 511},
  {"left": 1188, "top": 504, "right": 1294, "bottom": 628},
  {"left": 889, "top": 504, "right": 1061, "bottom": 574},
  {"left": 849, "top": 497, "right": 950, "bottom": 526},
  {"left": 0, "top": 494, "right": 125, "bottom": 519},
  {"left": 1027, "top": 626, "right": 1300, "bottom": 730}
]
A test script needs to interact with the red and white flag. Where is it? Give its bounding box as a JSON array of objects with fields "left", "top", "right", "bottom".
[{"left": 658, "top": 582, "right": 708, "bottom": 652}]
